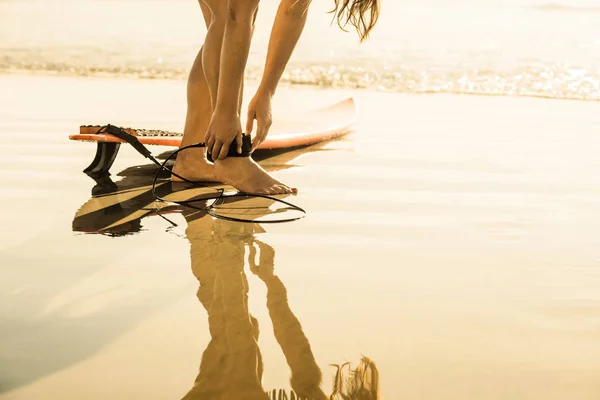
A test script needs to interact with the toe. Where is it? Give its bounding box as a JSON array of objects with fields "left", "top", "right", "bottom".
[
  {"left": 277, "top": 185, "right": 290, "bottom": 194},
  {"left": 280, "top": 184, "right": 297, "bottom": 195},
  {"left": 279, "top": 184, "right": 295, "bottom": 195},
  {"left": 277, "top": 184, "right": 292, "bottom": 194},
  {"left": 269, "top": 185, "right": 285, "bottom": 195}
]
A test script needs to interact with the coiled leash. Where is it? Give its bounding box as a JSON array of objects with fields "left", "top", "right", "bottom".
[{"left": 96, "top": 124, "right": 306, "bottom": 223}]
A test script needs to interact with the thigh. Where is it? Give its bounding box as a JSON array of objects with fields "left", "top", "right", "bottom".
[
  {"left": 199, "top": 0, "right": 227, "bottom": 22},
  {"left": 198, "top": 1, "right": 212, "bottom": 28},
  {"left": 200, "top": 0, "right": 259, "bottom": 25}
]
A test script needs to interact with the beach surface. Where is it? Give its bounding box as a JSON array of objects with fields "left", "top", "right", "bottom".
[{"left": 1, "top": 74, "right": 600, "bottom": 399}]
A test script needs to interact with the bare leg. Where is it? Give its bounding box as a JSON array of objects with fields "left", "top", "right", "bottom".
[
  {"left": 173, "top": 0, "right": 244, "bottom": 183},
  {"left": 173, "top": 1, "right": 296, "bottom": 194},
  {"left": 212, "top": 5, "right": 295, "bottom": 194},
  {"left": 172, "top": 1, "right": 216, "bottom": 182}
]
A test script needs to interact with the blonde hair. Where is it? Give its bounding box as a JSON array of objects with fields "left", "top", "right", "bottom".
[
  {"left": 330, "top": 0, "right": 380, "bottom": 42},
  {"left": 330, "top": 356, "right": 380, "bottom": 399},
  {"left": 267, "top": 356, "right": 380, "bottom": 400}
]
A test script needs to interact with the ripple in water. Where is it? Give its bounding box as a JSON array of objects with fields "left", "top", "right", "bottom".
[{"left": 1, "top": 58, "right": 598, "bottom": 102}]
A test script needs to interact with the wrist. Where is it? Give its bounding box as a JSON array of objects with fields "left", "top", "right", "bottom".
[{"left": 256, "top": 82, "right": 276, "bottom": 98}]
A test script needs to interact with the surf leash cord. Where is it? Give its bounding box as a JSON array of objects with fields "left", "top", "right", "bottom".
[{"left": 96, "top": 124, "right": 306, "bottom": 223}]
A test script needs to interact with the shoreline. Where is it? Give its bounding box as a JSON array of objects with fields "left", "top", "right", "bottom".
[{"left": 2, "top": 70, "right": 598, "bottom": 104}]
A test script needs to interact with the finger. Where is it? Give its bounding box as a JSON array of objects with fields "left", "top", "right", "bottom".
[
  {"left": 253, "top": 118, "right": 266, "bottom": 151},
  {"left": 254, "top": 118, "right": 272, "bottom": 150},
  {"left": 236, "top": 132, "right": 243, "bottom": 154},
  {"left": 204, "top": 130, "right": 213, "bottom": 146},
  {"left": 246, "top": 110, "right": 255, "bottom": 135},
  {"left": 217, "top": 140, "right": 230, "bottom": 161},
  {"left": 261, "top": 119, "right": 272, "bottom": 146},
  {"left": 205, "top": 136, "right": 215, "bottom": 155},
  {"left": 212, "top": 141, "right": 223, "bottom": 161}
]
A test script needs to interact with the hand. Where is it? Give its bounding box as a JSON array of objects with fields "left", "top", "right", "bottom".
[
  {"left": 204, "top": 109, "right": 243, "bottom": 161},
  {"left": 246, "top": 90, "right": 273, "bottom": 151},
  {"left": 248, "top": 240, "right": 275, "bottom": 280}
]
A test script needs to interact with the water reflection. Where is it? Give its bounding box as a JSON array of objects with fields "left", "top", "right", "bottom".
[
  {"left": 73, "top": 145, "right": 315, "bottom": 235},
  {"left": 72, "top": 171, "right": 380, "bottom": 399},
  {"left": 181, "top": 197, "right": 379, "bottom": 400}
]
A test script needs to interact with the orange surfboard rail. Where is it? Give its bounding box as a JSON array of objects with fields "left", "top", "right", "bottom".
[
  {"left": 69, "top": 97, "right": 357, "bottom": 149},
  {"left": 72, "top": 97, "right": 357, "bottom": 195}
]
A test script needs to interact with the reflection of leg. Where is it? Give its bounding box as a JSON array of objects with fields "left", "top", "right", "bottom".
[
  {"left": 250, "top": 241, "right": 326, "bottom": 399},
  {"left": 219, "top": 244, "right": 267, "bottom": 399},
  {"left": 184, "top": 216, "right": 267, "bottom": 400},
  {"left": 182, "top": 217, "right": 228, "bottom": 399},
  {"left": 183, "top": 272, "right": 229, "bottom": 399},
  {"left": 250, "top": 315, "right": 264, "bottom": 381},
  {"left": 246, "top": 272, "right": 264, "bottom": 381}
]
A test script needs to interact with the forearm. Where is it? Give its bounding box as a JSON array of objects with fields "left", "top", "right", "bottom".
[
  {"left": 258, "top": 0, "right": 310, "bottom": 96},
  {"left": 215, "top": 5, "right": 257, "bottom": 115}
]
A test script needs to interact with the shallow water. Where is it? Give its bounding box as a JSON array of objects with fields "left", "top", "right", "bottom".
[
  {"left": 1, "top": 0, "right": 599, "bottom": 100},
  {"left": 1, "top": 76, "right": 600, "bottom": 399}
]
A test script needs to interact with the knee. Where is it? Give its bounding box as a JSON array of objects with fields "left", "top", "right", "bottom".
[
  {"left": 201, "top": 0, "right": 227, "bottom": 23},
  {"left": 227, "top": 0, "right": 260, "bottom": 22}
]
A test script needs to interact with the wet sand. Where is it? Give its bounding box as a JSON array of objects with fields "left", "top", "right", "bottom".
[{"left": 1, "top": 74, "right": 600, "bottom": 399}]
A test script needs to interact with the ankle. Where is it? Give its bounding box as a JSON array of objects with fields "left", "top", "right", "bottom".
[
  {"left": 176, "top": 146, "right": 210, "bottom": 165},
  {"left": 214, "top": 156, "right": 251, "bottom": 167}
]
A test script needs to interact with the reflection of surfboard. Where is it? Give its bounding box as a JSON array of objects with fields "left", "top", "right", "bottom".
[
  {"left": 70, "top": 98, "right": 356, "bottom": 191},
  {"left": 73, "top": 182, "right": 199, "bottom": 236},
  {"left": 70, "top": 98, "right": 356, "bottom": 148},
  {"left": 72, "top": 181, "right": 290, "bottom": 235}
]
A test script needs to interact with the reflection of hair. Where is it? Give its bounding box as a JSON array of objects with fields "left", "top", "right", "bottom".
[
  {"left": 267, "top": 356, "right": 380, "bottom": 400},
  {"left": 330, "top": 356, "right": 380, "bottom": 400},
  {"left": 330, "top": 0, "right": 380, "bottom": 42}
]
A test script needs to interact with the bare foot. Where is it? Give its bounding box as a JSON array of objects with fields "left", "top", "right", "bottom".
[
  {"left": 171, "top": 147, "right": 217, "bottom": 182},
  {"left": 214, "top": 157, "right": 297, "bottom": 195}
]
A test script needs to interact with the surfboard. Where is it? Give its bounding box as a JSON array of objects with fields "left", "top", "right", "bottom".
[
  {"left": 70, "top": 97, "right": 357, "bottom": 149},
  {"left": 71, "top": 97, "right": 356, "bottom": 195}
]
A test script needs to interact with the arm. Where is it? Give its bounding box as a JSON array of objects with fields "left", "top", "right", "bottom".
[
  {"left": 258, "top": 0, "right": 311, "bottom": 96},
  {"left": 246, "top": 0, "right": 311, "bottom": 149},
  {"left": 206, "top": 0, "right": 259, "bottom": 160},
  {"left": 215, "top": 1, "right": 258, "bottom": 114}
]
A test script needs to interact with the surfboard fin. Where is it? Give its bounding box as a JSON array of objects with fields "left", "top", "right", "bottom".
[
  {"left": 83, "top": 139, "right": 121, "bottom": 196},
  {"left": 83, "top": 124, "right": 156, "bottom": 196}
]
